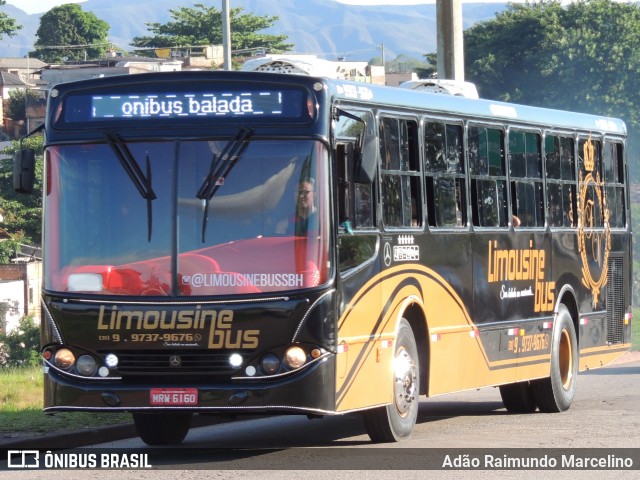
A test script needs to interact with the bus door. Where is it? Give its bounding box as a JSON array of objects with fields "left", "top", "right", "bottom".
[{"left": 333, "top": 108, "right": 384, "bottom": 412}]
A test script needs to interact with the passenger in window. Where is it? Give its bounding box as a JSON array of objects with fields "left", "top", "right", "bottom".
[
  {"left": 292, "top": 179, "right": 318, "bottom": 236},
  {"left": 512, "top": 215, "right": 521, "bottom": 227}
]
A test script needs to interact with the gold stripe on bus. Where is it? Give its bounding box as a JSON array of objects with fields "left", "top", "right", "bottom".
[
  {"left": 578, "top": 344, "right": 631, "bottom": 370},
  {"left": 335, "top": 262, "right": 629, "bottom": 411},
  {"left": 336, "top": 263, "right": 501, "bottom": 410},
  {"left": 335, "top": 279, "right": 414, "bottom": 410},
  {"left": 429, "top": 325, "right": 478, "bottom": 334}
]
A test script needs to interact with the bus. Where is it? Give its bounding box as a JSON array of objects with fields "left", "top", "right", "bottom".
[{"left": 14, "top": 70, "right": 632, "bottom": 445}]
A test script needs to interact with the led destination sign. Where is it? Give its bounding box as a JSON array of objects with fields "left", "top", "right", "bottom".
[
  {"left": 61, "top": 87, "right": 308, "bottom": 123},
  {"left": 92, "top": 90, "right": 300, "bottom": 119}
]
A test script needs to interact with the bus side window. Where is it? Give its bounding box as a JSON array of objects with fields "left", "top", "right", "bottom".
[
  {"left": 545, "top": 134, "right": 576, "bottom": 228},
  {"left": 424, "top": 121, "right": 466, "bottom": 227},
  {"left": 469, "top": 125, "right": 508, "bottom": 228},
  {"left": 336, "top": 139, "right": 377, "bottom": 273},
  {"left": 579, "top": 137, "right": 604, "bottom": 228},
  {"left": 509, "top": 130, "right": 544, "bottom": 227},
  {"left": 337, "top": 143, "right": 351, "bottom": 227},
  {"left": 334, "top": 107, "right": 377, "bottom": 232},
  {"left": 603, "top": 140, "right": 626, "bottom": 228},
  {"left": 337, "top": 141, "right": 374, "bottom": 229},
  {"left": 380, "top": 116, "right": 422, "bottom": 228}
]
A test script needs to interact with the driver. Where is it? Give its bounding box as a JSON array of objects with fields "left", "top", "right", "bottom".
[{"left": 291, "top": 179, "right": 318, "bottom": 236}]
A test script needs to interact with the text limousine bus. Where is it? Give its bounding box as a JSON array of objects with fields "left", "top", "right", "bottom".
[{"left": 14, "top": 70, "right": 632, "bottom": 444}]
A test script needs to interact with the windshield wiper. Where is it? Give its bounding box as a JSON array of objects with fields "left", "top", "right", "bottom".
[
  {"left": 196, "top": 127, "right": 253, "bottom": 242},
  {"left": 105, "top": 133, "right": 157, "bottom": 242}
]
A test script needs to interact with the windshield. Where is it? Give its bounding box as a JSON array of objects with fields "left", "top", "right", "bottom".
[{"left": 44, "top": 139, "right": 331, "bottom": 296}]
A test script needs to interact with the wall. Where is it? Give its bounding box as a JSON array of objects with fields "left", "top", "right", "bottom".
[
  {"left": 0, "top": 280, "right": 24, "bottom": 334},
  {"left": 0, "top": 262, "right": 42, "bottom": 333}
]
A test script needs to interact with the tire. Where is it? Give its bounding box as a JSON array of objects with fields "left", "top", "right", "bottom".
[
  {"left": 363, "top": 319, "right": 420, "bottom": 442},
  {"left": 133, "top": 412, "right": 193, "bottom": 445},
  {"left": 531, "top": 304, "right": 578, "bottom": 413},
  {"left": 499, "top": 381, "right": 537, "bottom": 413}
]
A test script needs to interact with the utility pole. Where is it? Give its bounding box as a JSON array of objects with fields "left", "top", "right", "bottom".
[
  {"left": 222, "top": 0, "right": 232, "bottom": 70},
  {"left": 25, "top": 53, "right": 30, "bottom": 132},
  {"left": 436, "top": 0, "right": 464, "bottom": 81}
]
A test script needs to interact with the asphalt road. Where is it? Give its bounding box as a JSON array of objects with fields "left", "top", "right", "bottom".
[{"left": 2, "top": 352, "right": 639, "bottom": 479}]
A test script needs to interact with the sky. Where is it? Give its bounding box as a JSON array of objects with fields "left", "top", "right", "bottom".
[
  {"left": 6, "top": 0, "right": 86, "bottom": 15},
  {"left": 6, "top": 0, "right": 515, "bottom": 16},
  {"left": 3, "top": 0, "right": 408, "bottom": 15}
]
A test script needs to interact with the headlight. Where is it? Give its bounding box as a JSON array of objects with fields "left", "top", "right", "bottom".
[
  {"left": 104, "top": 353, "right": 119, "bottom": 368},
  {"left": 229, "top": 353, "right": 243, "bottom": 367},
  {"left": 54, "top": 349, "right": 75, "bottom": 370},
  {"left": 284, "top": 346, "right": 306, "bottom": 369},
  {"left": 76, "top": 355, "right": 98, "bottom": 376},
  {"left": 260, "top": 353, "right": 280, "bottom": 374}
]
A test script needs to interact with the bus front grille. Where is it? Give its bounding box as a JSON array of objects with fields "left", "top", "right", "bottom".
[{"left": 102, "top": 349, "right": 254, "bottom": 376}]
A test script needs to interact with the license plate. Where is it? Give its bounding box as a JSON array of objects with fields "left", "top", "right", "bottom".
[{"left": 149, "top": 388, "right": 198, "bottom": 406}]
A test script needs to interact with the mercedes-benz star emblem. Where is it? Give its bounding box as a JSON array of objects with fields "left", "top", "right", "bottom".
[
  {"left": 169, "top": 355, "right": 182, "bottom": 368},
  {"left": 383, "top": 242, "right": 392, "bottom": 267}
]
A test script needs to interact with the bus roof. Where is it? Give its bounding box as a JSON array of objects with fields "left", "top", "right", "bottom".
[
  {"left": 324, "top": 77, "right": 626, "bottom": 136},
  {"left": 47, "top": 70, "right": 626, "bottom": 137}
]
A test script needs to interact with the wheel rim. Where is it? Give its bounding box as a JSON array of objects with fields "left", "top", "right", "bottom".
[
  {"left": 393, "top": 346, "right": 418, "bottom": 418},
  {"left": 559, "top": 327, "right": 574, "bottom": 391}
]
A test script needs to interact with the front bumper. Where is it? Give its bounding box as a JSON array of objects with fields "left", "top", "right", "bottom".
[{"left": 43, "top": 354, "right": 337, "bottom": 416}]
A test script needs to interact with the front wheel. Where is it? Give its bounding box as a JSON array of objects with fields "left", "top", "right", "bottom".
[
  {"left": 531, "top": 304, "right": 578, "bottom": 412},
  {"left": 363, "top": 319, "right": 420, "bottom": 442},
  {"left": 133, "top": 412, "right": 193, "bottom": 445}
]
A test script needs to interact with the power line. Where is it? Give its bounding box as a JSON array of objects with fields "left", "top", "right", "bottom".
[
  {"left": 33, "top": 42, "right": 112, "bottom": 50},
  {"left": 24, "top": 41, "right": 382, "bottom": 61}
]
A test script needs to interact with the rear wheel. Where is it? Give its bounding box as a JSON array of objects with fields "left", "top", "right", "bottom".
[
  {"left": 499, "top": 381, "right": 537, "bottom": 413},
  {"left": 531, "top": 304, "right": 578, "bottom": 412},
  {"left": 133, "top": 412, "right": 193, "bottom": 445},
  {"left": 363, "top": 319, "right": 420, "bottom": 442}
]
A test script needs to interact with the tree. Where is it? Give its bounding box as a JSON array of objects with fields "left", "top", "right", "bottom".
[
  {"left": 0, "top": 299, "right": 18, "bottom": 334},
  {"left": 415, "top": 52, "right": 438, "bottom": 79},
  {"left": 5, "top": 89, "right": 42, "bottom": 123},
  {"left": 30, "top": 4, "right": 110, "bottom": 63},
  {"left": 131, "top": 3, "right": 292, "bottom": 58},
  {"left": 0, "top": 231, "right": 25, "bottom": 264},
  {"left": 462, "top": 0, "right": 640, "bottom": 180},
  {"left": 464, "top": 2, "right": 561, "bottom": 103},
  {"left": 385, "top": 54, "right": 429, "bottom": 75},
  {"left": 458, "top": 0, "right": 640, "bottom": 303},
  {"left": 0, "top": 315, "right": 40, "bottom": 367},
  {"left": 0, "top": 136, "right": 44, "bottom": 251},
  {"left": 0, "top": 0, "right": 21, "bottom": 40}
]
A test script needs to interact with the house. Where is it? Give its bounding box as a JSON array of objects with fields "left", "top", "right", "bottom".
[
  {"left": 0, "top": 259, "right": 42, "bottom": 335},
  {"left": 0, "top": 71, "right": 46, "bottom": 137},
  {"left": 0, "top": 71, "right": 31, "bottom": 138},
  {"left": 0, "top": 58, "right": 48, "bottom": 138},
  {"left": 40, "top": 56, "right": 183, "bottom": 87},
  {"left": 0, "top": 71, "right": 29, "bottom": 99},
  {"left": 0, "top": 279, "right": 23, "bottom": 335},
  {"left": 154, "top": 44, "right": 224, "bottom": 69},
  {"left": 0, "top": 57, "right": 48, "bottom": 86}
]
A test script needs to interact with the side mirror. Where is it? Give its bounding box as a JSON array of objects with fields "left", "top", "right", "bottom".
[
  {"left": 13, "top": 149, "right": 35, "bottom": 194},
  {"left": 354, "top": 132, "right": 377, "bottom": 183}
]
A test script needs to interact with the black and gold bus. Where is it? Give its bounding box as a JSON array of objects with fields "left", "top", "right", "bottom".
[{"left": 14, "top": 70, "right": 632, "bottom": 444}]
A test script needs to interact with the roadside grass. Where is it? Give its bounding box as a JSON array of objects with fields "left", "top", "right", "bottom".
[
  {"left": 0, "top": 365, "right": 130, "bottom": 436},
  {"left": 633, "top": 307, "right": 640, "bottom": 351}
]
